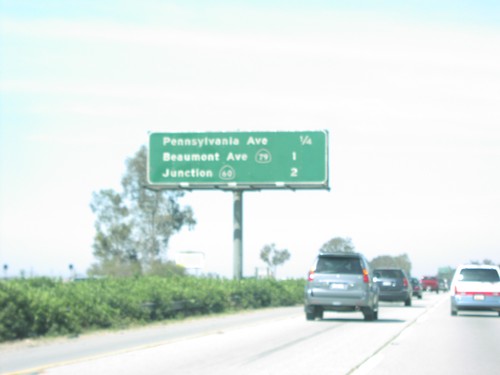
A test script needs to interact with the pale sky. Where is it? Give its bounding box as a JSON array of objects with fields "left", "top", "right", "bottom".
[{"left": 1, "top": 1, "right": 499, "bottom": 279}]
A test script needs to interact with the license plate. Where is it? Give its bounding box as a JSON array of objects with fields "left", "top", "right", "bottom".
[
  {"left": 474, "top": 294, "right": 485, "bottom": 301},
  {"left": 330, "top": 283, "right": 346, "bottom": 290},
  {"left": 383, "top": 281, "right": 392, "bottom": 286}
]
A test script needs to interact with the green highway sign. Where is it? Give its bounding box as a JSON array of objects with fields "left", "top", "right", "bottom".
[{"left": 148, "top": 131, "right": 329, "bottom": 189}]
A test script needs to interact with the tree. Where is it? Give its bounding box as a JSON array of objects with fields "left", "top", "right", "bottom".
[
  {"left": 260, "top": 243, "right": 291, "bottom": 278},
  {"left": 438, "top": 266, "right": 455, "bottom": 284},
  {"left": 89, "top": 145, "right": 196, "bottom": 277},
  {"left": 469, "top": 258, "right": 500, "bottom": 269},
  {"left": 319, "top": 237, "right": 355, "bottom": 254},
  {"left": 370, "top": 254, "right": 412, "bottom": 277},
  {"left": 470, "top": 259, "right": 495, "bottom": 265}
]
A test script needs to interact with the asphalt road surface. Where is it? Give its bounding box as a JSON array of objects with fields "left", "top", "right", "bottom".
[{"left": 1, "top": 293, "right": 499, "bottom": 375}]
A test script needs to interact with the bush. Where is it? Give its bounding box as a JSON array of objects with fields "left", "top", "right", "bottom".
[{"left": 0, "top": 276, "right": 305, "bottom": 342}]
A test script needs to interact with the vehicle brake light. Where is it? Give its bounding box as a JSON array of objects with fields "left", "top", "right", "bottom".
[
  {"left": 403, "top": 277, "right": 409, "bottom": 287},
  {"left": 362, "top": 269, "right": 369, "bottom": 283},
  {"left": 308, "top": 269, "right": 315, "bottom": 281},
  {"left": 454, "top": 286, "right": 497, "bottom": 297}
]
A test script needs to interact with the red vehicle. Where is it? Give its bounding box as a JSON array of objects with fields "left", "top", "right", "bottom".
[{"left": 420, "top": 276, "right": 440, "bottom": 293}]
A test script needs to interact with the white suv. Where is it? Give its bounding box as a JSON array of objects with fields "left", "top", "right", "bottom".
[{"left": 450, "top": 264, "right": 500, "bottom": 317}]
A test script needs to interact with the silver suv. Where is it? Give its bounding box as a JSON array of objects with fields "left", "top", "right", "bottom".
[{"left": 304, "top": 252, "right": 379, "bottom": 321}]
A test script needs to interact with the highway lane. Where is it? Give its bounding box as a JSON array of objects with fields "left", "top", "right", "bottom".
[
  {"left": 1, "top": 293, "right": 440, "bottom": 375},
  {"left": 353, "top": 295, "right": 500, "bottom": 375},
  {"left": 1, "top": 307, "right": 301, "bottom": 374},
  {"left": 4, "top": 292, "right": 498, "bottom": 374}
]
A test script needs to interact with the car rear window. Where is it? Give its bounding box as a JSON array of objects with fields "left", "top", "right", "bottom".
[
  {"left": 459, "top": 268, "right": 500, "bottom": 282},
  {"left": 316, "top": 256, "right": 363, "bottom": 274},
  {"left": 374, "top": 269, "right": 403, "bottom": 278}
]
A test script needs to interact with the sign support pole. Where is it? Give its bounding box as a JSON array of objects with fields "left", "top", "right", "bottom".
[{"left": 233, "top": 190, "right": 243, "bottom": 280}]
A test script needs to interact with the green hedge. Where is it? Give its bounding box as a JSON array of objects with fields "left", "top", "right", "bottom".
[{"left": 0, "top": 277, "right": 305, "bottom": 342}]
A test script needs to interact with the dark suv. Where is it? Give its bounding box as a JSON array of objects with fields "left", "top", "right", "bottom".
[
  {"left": 373, "top": 268, "right": 412, "bottom": 306},
  {"left": 304, "top": 252, "right": 379, "bottom": 321},
  {"left": 410, "top": 277, "right": 423, "bottom": 299}
]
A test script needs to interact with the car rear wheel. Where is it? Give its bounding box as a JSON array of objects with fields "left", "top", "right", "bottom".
[
  {"left": 362, "top": 306, "right": 377, "bottom": 321},
  {"left": 315, "top": 308, "right": 324, "bottom": 320},
  {"left": 305, "top": 305, "right": 315, "bottom": 320},
  {"left": 404, "top": 297, "right": 412, "bottom": 306},
  {"left": 305, "top": 306, "right": 323, "bottom": 321}
]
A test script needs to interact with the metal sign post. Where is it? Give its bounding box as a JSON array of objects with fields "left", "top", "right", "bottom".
[{"left": 233, "top": 190, "right": 243, "bottom": 280}]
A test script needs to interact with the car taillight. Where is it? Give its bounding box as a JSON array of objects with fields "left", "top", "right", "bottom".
[
  {"left": 362, "top": 269, "right": 369, "bottom": 283},
  {"left": 308, "top": 269, "right": 315, "bottom": 281},
  {"left": 403, "top": 278, "right": 409, "bottom": 287},
  {"left": 454, "top": 286, "right": 497, "bottom": 296}
]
